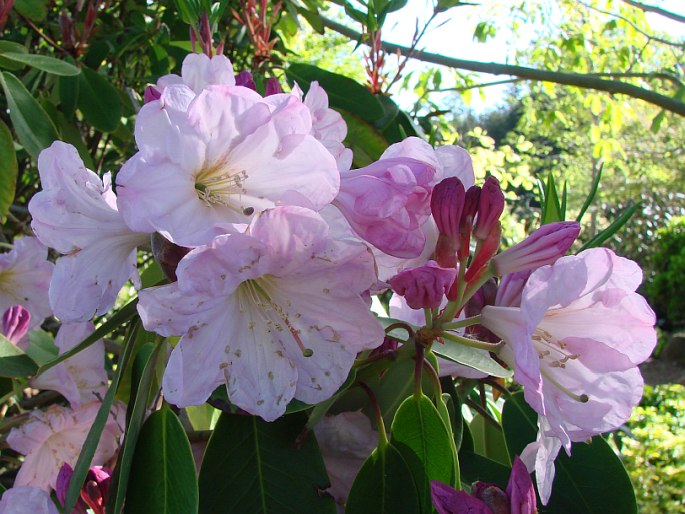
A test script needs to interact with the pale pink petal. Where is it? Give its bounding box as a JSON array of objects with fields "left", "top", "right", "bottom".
[
  {"left": 435, "top": 145, "right": 475, "bottom": 189},
  {"left": 0, "top": 487, "right": 59, "bottom": 514},
  {"left": 520, "top": 419, "right": 562, "bottom": 505}
]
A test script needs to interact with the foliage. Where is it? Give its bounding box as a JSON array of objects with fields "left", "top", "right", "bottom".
[
  {"left": 646, "top": 216, "right": 685, "bottom": 328},
  {"left": 620, "top": 384, "right": 685, "bottom": 514}
]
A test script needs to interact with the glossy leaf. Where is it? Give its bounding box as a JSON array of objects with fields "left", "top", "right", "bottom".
[
  {"left": 13, "top": 0, "right": 47, "bottom": 21},
  {"left": 125, "top": 406, "right": 198, "bottom": 514},
  {"left": 470, "top": 413, "right": 510, "bottom": 466},
  {"left": 340, "top": 110, "right": 389, "bottom": 167},
  {"left": 0, "top": 53, "right": 80, "bottom": 76},
  {"left": 24, "top": 329, "right": 58, "bottom": 366},
  {"left": 286, "top": 63, "right": 384, "bottom": 121},
  {"left": 391, "top": 394, "right": 457, "bottom": 512},
  {"left": 502, "top": 392, "right": 637, "bottom": 513},
  {"left": 78, "top": 67, "right": 122, "bottom": 132},
  {"left": 59, "top": 73, "right": 79, "bottom": 119},
  {"left": 346, "top": 442, "right": 421, "bottom": 514},
  {"left": 0, "top": 42, "right": 28, "bottom": 71},
  {"left": 459, "top": 450, "right": 511, "bottom": 488},
  {"left": 0, "top": 71, "right": 59, "bottom": 158},
  {"left": 432, "top": 339, "right": 512, "bottom": 378},
  {"left": 0, "top": 119, "right": 17, "bottom": 222},
  {"left": 0, "top": 334, "right": 38, "bottom": 377},
  {"left": 198, "top": 412, "right": 335, "bottom": 514}
]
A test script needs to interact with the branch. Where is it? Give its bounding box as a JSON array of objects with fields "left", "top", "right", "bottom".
[
  {"left": 319, "top": 16, "right": 685, "bottom": 117},
  {"left": 620, "top": 0, "right": 685, "bottom": 24}
]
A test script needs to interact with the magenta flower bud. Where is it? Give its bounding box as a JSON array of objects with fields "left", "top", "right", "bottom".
[
  {"left": 55, "top": 464, "right": 111, "bottom": 514},
  {"left": 506, "top": 456, "right": 538, "bottom": 514},
  {"left": 2, "top": 305, "right": 30, "bottom": 344},
  {"left": 431, "top": 177, "right": 465, "bottom": 240},
  {"left": 464, "top": 221, "right": 501, "bottom": 282},
  {"left": 473, "top": 176, "right": 505, "bottom": 240},
  {"left": 151, "top": 232, "right": 192, "bottom": 282},
  {"left": 264, "top": 77, "right": 283, "bottom": 96},
  {"left": 235, "top": 70, "right": 257, "bottom": 91},
  {"left": 491, "top": 221, "right": 580, "bottom": 276},
  {"left": 56, "top": 463, "right": 88, "bottom": 514},
  {"left": 143, "top": 85, "right": 161, "bottom": 104},
  {"left": 431, "top": 481, "right": 491, "bottom": 514},
  {"left": 389, "top": 261, "right": 456, "bottom": 310},
  {"left": 458, "top": 185, "right": 480, "bottom": 260},
  {"left": 471, "top": 482, "right": 511, "bottom": 514}
]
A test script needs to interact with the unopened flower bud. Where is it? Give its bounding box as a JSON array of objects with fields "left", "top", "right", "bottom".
[
  {"left": 143, "top": 85, "right": 162, "bottom": 104},
  {"left": 458, "top": 185, "right": 480, "bottom": 260},
  {"left": 56, "top": 463, "right": 88, "bottom": 514},
  {"left": 389, "top": 261, "right": 456, "bottom": 310},
  {"left": 491, "top": 221, "right": 580, "bottom": 276},
  {"left": 59, "top": 10, "right": 75, "bottom": 49},
  {"left": 264, "top": 77, "right": 283, "bottom": 96},
  {"left": 473, "top": 176, "right": 504, "bottom": 240},
  {"left": 471, "top": 482, "right": 511, "bottom": 514},
  {"left": 2, "top": 305, "right": 30, "bottom": 344},
  {"left": 465, "top": 221, "right": 501, "bottom": 282},
  {"left": 199, "top": 11, "right": 213, "bottom": 56},
  {"left": 431, "top": 177, "right": 465, "bottom": 268},
  {"left": 151, "top": 232, "right": 192, "bottom": 282},
  {"left": 235, "top": 70, "right": 257, "bottom": 91}
]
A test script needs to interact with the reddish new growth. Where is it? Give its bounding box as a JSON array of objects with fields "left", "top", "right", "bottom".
[{"left": 232, "top": 0, "right": 282, "bottom": 69}]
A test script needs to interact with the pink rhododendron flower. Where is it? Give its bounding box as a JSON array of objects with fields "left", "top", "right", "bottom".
[
  {"left": 7, "top": 401, "right": 124, "bottom": 490},
  {"left": 117, "top": 86, "right": 340, "bottom": 247},
  {"left": 480, "top": 248, "right": 656, "bottom": 502},
  {"left": 155, "top": 53, "right": 236, "bottom": 95},
  {"left": 334, "top": 157, "right": 437, "bottom": 258},
  {"left": 31, "top": 322, "right": 108, "bottom": 407},
  {"left": 138, "top": 206, "right": 384, "bottom": 421},
  {"left": 0, "top": 237, "right": 53, "bottom": 329},
  {"left": 29, "top": 142, "right": 149, "bottom": 322},
  {"left": 0, "top": 487, "right": 59, "bottom": 514},
  {"left": 314, "top": 411, "right": 378, "bottom": 511}
]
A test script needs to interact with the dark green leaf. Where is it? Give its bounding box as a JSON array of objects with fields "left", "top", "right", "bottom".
[
  {"left": 0, "top": 334, "right": 38, "bottom": 377},
  {"left": 391, "top": 394, "right": 457, "bottom": 511},
  {"left": 59, "top": 73, "right": 79, "bottom": 120},
  {"left": 63, "top": 322, "right": 140, "bottom": 514},
  {"left": 459, "top": 450, "right": 510, "bottom": 488},
  {"left": 469, "top": 413, "right": 510, "bottom": 466},
  {"left": 0, "top": 72, "right": 59, "bottom": 158},
  {"left": 502, "top": 392, "right": 637, "bottom": 513},
  {"left": 286, "top": 63, "right": 384, "bottom": 121},
  {"left": 199, "top": 412, "right": 335, "bottom": 514},
  {"left": 346, "top": 442, "right": 421, "bottom": 514},
  {"left": 125, "top": 406, "right": 198, "bottom": 514},
  {"left": 340, "top": 111, "right": 389, "bottom": 167},
  {"left": 0, "top": 53, "right": 80, "bottom": 76},
  {"left": 108, "top": 342, "right": 166, "bottom": 514},
  {"left": 576, "top": 164, "right": 602, "bottom": 223},
  {"left": 580, "top": 204, "right": 639, "bottom": 250},
  {"left": 0, "top": 42, "right": 27, "bottom": 71},
  {"left": 298, "top": 8, "right": 324, "bottom": 34},
  {"left": 13, "top": 0, "right": 47, "bottom": 21},
  {"left": 0, "top": 119, "right": 17, "bottom": 222},
  {"left": 78, "top": 67, "right": 122, "bottom": 132},
  {"left": 433, "top": 339, "right": 512, "bottom": 378}
]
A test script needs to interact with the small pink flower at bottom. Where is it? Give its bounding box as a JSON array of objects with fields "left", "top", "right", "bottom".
[
  {"left": 0, "top": 487, "right": 59, "bottom": 514},
  {"left": 56, "top": 463, "right": 110, "bottom": 514},
  {"left": 139, "top": 206, "right": 384, "bottom": 421},
  {"left": 7, "top": 401, "right": 124, "bottom": 491}
]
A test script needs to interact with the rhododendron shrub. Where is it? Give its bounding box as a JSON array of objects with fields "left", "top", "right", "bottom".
[{"left": 0, "top": 30, "right": 656, "bottom": 514}]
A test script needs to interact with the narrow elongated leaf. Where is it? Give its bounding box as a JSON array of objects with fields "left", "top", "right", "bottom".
[
  {"left": 346, "top": 442, "right": 421, "bottom": 514},
  {"left": 0, "top": 53, "right": 80, "bottom": 76},
  {"left": 391, "top": 394, "right": 457, "bottom": 512},
  {"left": 78, "top": 67, "right": 122, "bottom": 132},
  {"left": 579, "top": 204, "right": 639, "bottom": 250},
  {"left": 0, "top": 334, "right": 38, "bottom": 377},
  {"left": 199, "top": 412, "right": 335, "bottom": 514},
  {"left": 0, "top": 119, "right": 17, "bottom": 221},
  {"left": 108, "top": 342, "right": 166, "bottom": 514},
  {"left": 63, "top": 322, "right": 140, "bottom": 514},
  {"left": 433, "top": 338, "right": 512, "bottom": 378},
  {"left": 0, "top": 42, "right": 28, "bottom": 71},
  {"left": 576, "top": 164, "right": 602, "bottom": 223},
  {"left": 542, "top": 173, "right": 563, "bottom": 223},
  {"left": 125, "top": 406, "right": 198, "bottom": 514},
  {"left": 502, "top": 392, "right": 637, "bottom": 513},
  {"left": 286, "top": 63, "right": 384, "bottom": 121},
  {"left": 0, "top": 72, "right": 59, "bottom": 158}
]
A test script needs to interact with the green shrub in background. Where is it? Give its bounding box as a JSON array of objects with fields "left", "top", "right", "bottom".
[
  {"left": 620, "top": 385, "right": 685, "bottom": 514},
  {"left": 646, "top": 216, "right": 685, "bottom": 329}
]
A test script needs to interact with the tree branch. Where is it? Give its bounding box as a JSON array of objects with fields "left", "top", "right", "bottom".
[
  {"left": 620, "top": 0, "right": 685, "bottom": 24},
  {"left": 319, "top": 16, "right": 685, "bottom": 117}
]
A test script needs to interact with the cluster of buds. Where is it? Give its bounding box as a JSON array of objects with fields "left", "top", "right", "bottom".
[{"left": 59, "top": 0, "right": 107, "bottom": 55}]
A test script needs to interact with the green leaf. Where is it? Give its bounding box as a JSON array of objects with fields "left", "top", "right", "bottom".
[
  {"left": 502, "top": 392, "right": 637, "bottom": 513},
  {"left": 78, "top": 67, "right": 122, "bottom": 132},
  {"left": 124, "top": 406, "right": 199, "bottom": 514},
  {"left": 199, "top": 412, "right": 335, "bottom": 514},
  {"left": 469, "top": 413, "right": 510, "bottom": 466},
  {"left": 340, "top": 110, "right": 389, "bottom": 167},
  {"left": 286, "top": 63, "right": 384, "bottom": 121},
  {"left": 63, "top": 322, "right": 140, "bottom": 514},
  {"left": 0, "top": 72, "right": 59, "bottom": 158},
  {"left": 13, "top": 0, "right": 47, "bottom": 21},
  {"left": 0, "top": 53, "right": 80, "bottom": 76},
  {"left": 0, "top": 119, "right": 17, "bottom": 222},
  {"left": 24, "top": 329, "right": 58, "bottom": 366},
  {"left": 0, "top": 42, "right": 28, "bottom": 71},
  {"left": 108, "top": 342, "right": 166, "bottom": 514},
  {"left": 346, "top": 442, "right": 421, "bottom": 514},
  {"left": 432, "top": 339, "right": 512, "bottom": 378},
  {"left": 576, "top": 164, "right": 602, "bottom": 223},
  {"left": 391, "top": 394, "right": 457, "bottom": 512},
  {"left": 59, "top": 71, "right": 79, "bottom": 119},
  {"left": 0, "top": 334, "right": 38, "bottom": 377},
  {"left": 541, "top": 172, "right": 564, "bottom": 223},
  {"left": 579, "top": 204, "right": 639, "bottom": 250},
  {"left": 458, "top": 450, "right": 511, "bottom": 488}
]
